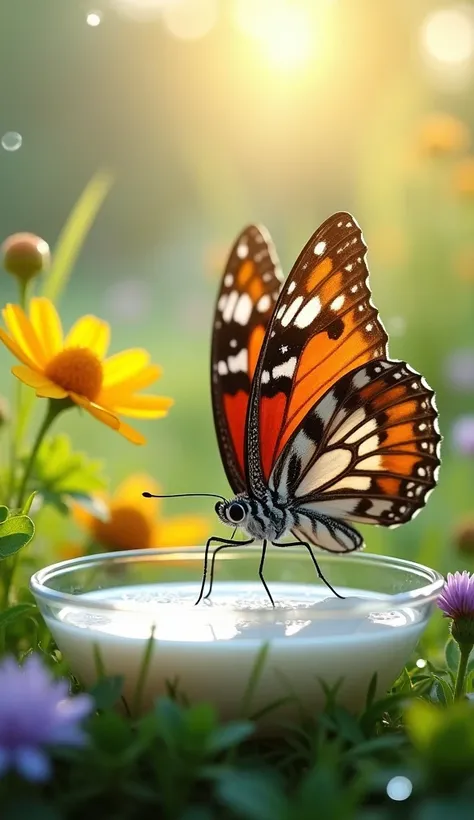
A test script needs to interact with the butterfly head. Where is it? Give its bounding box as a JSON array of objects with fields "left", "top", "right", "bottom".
[{"left": 215, "top": 497, "right": 250, "bottom": 529}]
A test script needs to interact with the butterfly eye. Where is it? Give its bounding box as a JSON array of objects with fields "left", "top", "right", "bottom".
[{"left": 227, "top": 502, "right": 246, "bottom": 523}]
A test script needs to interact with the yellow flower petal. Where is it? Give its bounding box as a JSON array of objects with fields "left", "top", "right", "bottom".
[
  {"left": 11, "top": 365, "right": 68, "bottom": 399},
  {"left": 99, "top": 365, "right": 163, "bottom": 405},
  {"left": 65, "top": 316, "right": 110, "bottom": 358},
  {"left": 0, "top": 328, "right": 39, "bottom": 370},
  {"left": 2, "top": 303, "right": 46, "bottom": 367},
  {"left": 155, "top": 516, "right": 209, "bottom": 547},
  {"left": 69, "top": 392, "right": 120, "bottom": 431},
  {"left": 102, "top": 349, "right": 152, "bottom": 388},
  {"left": 113, "top": 474, "right": 162, "bottom": 519},
  {"left": 111, "top": 395, "right": 173, "bottom": 419},
  {"left": 29, "top": 297, "right": 63, "bottom": 360},
  {"left": 117, "top": 420, "right": 146, "bottom": 445}
]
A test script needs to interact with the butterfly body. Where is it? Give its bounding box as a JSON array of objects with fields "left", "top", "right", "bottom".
[{"left": 200, "top": 213, "right": 441, "bottom": 604}]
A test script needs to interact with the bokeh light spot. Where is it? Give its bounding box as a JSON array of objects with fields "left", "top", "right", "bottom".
[
  {"left": 162, "top": 0, "right": 217, "bottom": 41},
  {"left": 421, "top": 7, "right": 474, "bottom": 65},
  {"left": 386, "top": 776, "right": 413, "bottom": 801},
  {"left": 415, "top": 658, "right": 427, "bottom": 669},
  {"left": 86, "top": 10, "right": 102, "bottom": 26},
  {"left": 1, "top": 132, "right": 22, "bottom": 152}
]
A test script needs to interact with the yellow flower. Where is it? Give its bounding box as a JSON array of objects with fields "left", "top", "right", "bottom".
[
  {"left": 74, "top": 474, "right": 210, "bottom": 551},
  {"left": 453, "top": 157, "right": 474, "bottom": 197},
  {"left": 417, "top": 113, "right": 469, "bottom": 157},
  {"left": 0, "top": 297, "right": 172, "bottom": 444}
]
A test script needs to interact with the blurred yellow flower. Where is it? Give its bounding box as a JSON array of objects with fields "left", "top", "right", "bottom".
[
  {"left": 0, "top": 297, "right": 172, "bottom": 444},
  {"left": 452, "top": 157, "right": 474, "bottom": 197},
  {"left": 74, "top": 474, "right": 210, "bottom": 551},
  {"left": 417, "top": 113, "right": 470, "bottom": 157}
]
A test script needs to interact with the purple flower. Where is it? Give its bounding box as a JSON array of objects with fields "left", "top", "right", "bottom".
[
  {"left": 438, "top": 571, "right": 474, "bottom": 620},
  {"left": 452, "top": 416, "right": 474, "bottom": 455},
  {"left": 444, "top": 349, "right": 474, "bottom": 391},
  {"left": 0, "top": 654, "right": 93, "bottom": 782}
]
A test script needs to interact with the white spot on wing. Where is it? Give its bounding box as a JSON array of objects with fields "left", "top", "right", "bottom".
[
  {"left": 326, "top": 475, "right": 371, "bottom": 492},
  {"left": 329, "top": 408, "right": 366, "bottom": 444},
  {"left": 257, "top": 294, "right": 271, "bottom": 312},
  {"left": 330, "top": 294, "right": 345, "bottom": 311},
  {"left": 355, "top": 455, "right": 383, "bottom": 471},
  {"left": 237, "top": 242, "right": 248, "bottom": 259},
  {"left": 228, "top": 349, "right": 248, "bottom": 373},
  {"left": 352, "top": 369, "right": 370, "bottom": 389},
  {"left": 295, "top": 448, "right": 352, "bottom": 496},
  {"left": 281, "top": 296, "right": 303, "bottom": 327},
  {"left": 358, "top": 435, "right": 379, "bottom": 456},
  {"left": 314, "top": 241, "right": 326, "bottom": 255},
  {"left": 217, "top": 360, "right": 228, "bottom": 375},
  {"left": 288, "top": 281, "right": 296, "bottom": 294},
  {"left": 346, "top": 418, "right": 377, "bottom": 444},
  {"left": 233, "top": 293, "right": 253, "bottom": 326},
  {"left": 222, "top": 290, "right": 238, "bottom": 323},
  {"left": 294, "top": 296, "right": 322, "bottom": 328},
  {"left": 262, "top": 370, "right": 270, "bottom": 384},
  {"left": 272, "top": 357, "right": 297, "bottom": 380}
]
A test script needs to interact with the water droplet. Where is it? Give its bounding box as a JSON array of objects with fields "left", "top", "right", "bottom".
[
  {"left": 386, "top": 776, "right": 413, "bottom": 801},
  {"left": 2, "top": 132, "right": 22, "bottom": 152},
  {"left": 416, "top": 658, "right": 427, "bottom": 669},
  {"left": 86, "top": 10, "right": 102, "bottom": 26}
]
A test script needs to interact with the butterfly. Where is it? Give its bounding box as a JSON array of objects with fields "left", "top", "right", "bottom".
[{"left": 148, "top": 213, "right": 441, "bottom": 606}]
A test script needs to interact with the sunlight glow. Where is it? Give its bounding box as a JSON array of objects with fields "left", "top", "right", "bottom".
[
  {"left": 235, "top": 0, "right": 313, "bottom": 69},
  {"left": 162, "top": 0, "right": 218, "bottom": 40},
  {"left": 86, "top": 11, "right": 102, "bottom": 26},
  {"left": 421, "top": 7, "right": 474, "bottom": 65}
]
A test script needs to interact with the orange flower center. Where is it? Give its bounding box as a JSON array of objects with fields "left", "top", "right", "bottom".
[
  {"left": 45, "top": 347, "right": 103, "bottom": 400},
  {"left": 92, "top": 506, "right": 153, "bottom": 551}
]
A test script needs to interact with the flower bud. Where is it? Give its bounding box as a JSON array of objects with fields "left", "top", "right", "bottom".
[
  {"left": 455, "top": 519, "right": 474, "bottom": 555},
  {"left": 2, "top": 232, "right": 50, "bottom": 282}
]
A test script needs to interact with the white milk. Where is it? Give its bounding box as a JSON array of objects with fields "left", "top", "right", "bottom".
[{"left": 47, "top": 581, "right": 427, "bottom": 725}]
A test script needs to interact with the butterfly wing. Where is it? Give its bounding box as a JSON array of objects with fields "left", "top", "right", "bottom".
[
  {"left": 211, "top": 225, "right": 283, "bottom": 494},
  {"left": 270, "top": 358, "right": 441, "bottom": 552},
  {"left": 245, "top": 212, "right": 389, "bottom": 496}
]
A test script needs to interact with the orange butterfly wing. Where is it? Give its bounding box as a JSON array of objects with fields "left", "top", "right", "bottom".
[
  {"left": 211, "top": 225, "right": 282, "bottom": 494},
  {"left": 246, "top": 212, "right": 388, "bottom": 493}
]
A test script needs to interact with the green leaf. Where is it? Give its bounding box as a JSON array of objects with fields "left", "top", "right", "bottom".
[
  {"left": 215, "top": 770, "right": 287, "bottom": 820},
  {"left": 89, "top": 675, "right": 124, "bottom": 710},
  {"left": 42, "top": 169, "right": 114, "bottom": 304},
  {"left": 25, "top": 434, "right": 106, "bottom": 513},
  {"left": 0, "top": 514, "right": 35, "bottom": 557},
  {"left": 21, "top": 491, "right": 37, "bottom": 515},
  {"left": 445, "top": 637, "right": 460, "bottom": 675},
  {"left": 0, "top": 603, "right": 36, "bottom": 629},
  {"left": 206, "top": 721, "right": 254, "bottom": 754},
  {"left": 0, "top": 506, "right": 9, "bottom": 523}
]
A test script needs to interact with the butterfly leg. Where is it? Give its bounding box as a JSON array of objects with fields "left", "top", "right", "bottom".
[
  {"left": 258, "top": 540, "right": 275, "bottom": 607},
  {"left": 204, "top": 538, "right": 255, "bottom": 600},
  {"left": 195, "top": 536, "right": 253, "bottom": 605},
  {"left": 272, "top": 540, "right": 345, "bottom": 600}
]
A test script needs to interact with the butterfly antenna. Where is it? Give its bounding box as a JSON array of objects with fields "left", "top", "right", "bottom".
[{"left": 142, "top": 491, "right": 227, "bottom": 503}]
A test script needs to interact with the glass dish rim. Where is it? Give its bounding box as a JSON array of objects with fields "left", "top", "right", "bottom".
[{"left": 30, "top": 547, "right": 445, "bottom": 616}]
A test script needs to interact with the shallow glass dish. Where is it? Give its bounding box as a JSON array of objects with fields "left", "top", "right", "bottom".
[{"left": 31, "top": 547, "right": 444, "bottom": 725}]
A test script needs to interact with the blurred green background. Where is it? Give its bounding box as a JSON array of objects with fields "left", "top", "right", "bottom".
[{"left": 0, "top": 0, "right": 473, "bottom": 572}]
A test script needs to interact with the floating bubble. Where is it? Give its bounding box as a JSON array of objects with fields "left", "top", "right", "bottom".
[
  {"left": 1, "top": 132, "right": 22, "bottom": 152},
  {"left": 86, "top": 10, "right": 102, "bottom": 26},
  {"left": 386, "top": 776, "right": 413, "bottom": 801}
]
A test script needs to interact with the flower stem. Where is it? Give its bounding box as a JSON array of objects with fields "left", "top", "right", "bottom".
[
  {"left": 6, "top": 279, "right": 29, "bottom": 505},
  {"left": 454, "top": 642, "right": 473, "bottom": 699},
  {"left": 16, "top": 400, "right": 63, "bottom": 509}
]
